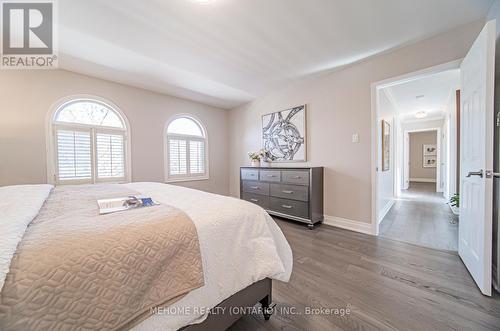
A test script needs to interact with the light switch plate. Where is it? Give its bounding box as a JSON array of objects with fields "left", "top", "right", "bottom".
[{"left": 352, "top": 133, "right": 359, "bottom": 143}]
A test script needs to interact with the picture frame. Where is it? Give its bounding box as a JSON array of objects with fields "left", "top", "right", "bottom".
[
  {"left": 381, "top": 120, "right": 390, "bottom": 171},
  {"left": 423, "top": 144, "right": 437, "bottom": 156},
  {"left": 423, "top": 155, "right": 437, "bottom": 168},
  {"left": 261, "top": 105, "right": 306, "bottom": 162}
]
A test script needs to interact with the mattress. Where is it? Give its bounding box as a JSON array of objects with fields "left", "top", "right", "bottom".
[{"left": 0, "top": 182, "right": 293, "bottom": 331}]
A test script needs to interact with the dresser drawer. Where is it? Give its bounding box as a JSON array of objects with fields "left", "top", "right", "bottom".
[
  {"left": 241, "top": 169, "right": 259, "bottom": 181},
  {"left": 282, "top": 170, "right": 309, "bottom": 185},
  {"left": 270, "top": 183, "right": 308, "bottom": 201},
  {"left": 242, "top": 181, "right": 270, "bottom": 195},
  {"left": 269, "top": 197, "right": 309, "bottom": 219},
  {"left": 259, "top": 170, "right": 281, "bottom": 182},
  {"left": 241, "top": 193, "right": 269, "bottom": 209}
]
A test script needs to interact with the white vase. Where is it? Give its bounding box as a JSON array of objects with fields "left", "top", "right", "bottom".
[{"left": 251, "top": 159, "right": 261, "bottom": 167}]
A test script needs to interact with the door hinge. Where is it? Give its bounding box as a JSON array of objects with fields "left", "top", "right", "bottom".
[{"left": 496, "top": 112, "right": 500, "bottom": 127}]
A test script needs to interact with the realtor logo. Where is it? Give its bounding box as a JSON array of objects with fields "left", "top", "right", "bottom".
[{"left": 1, "top": 0, "right": 57, "bottom": 68}]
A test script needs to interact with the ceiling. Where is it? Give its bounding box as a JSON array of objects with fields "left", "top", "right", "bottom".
[
  {"left": 383, "top": 69, "right": 460, "bottom": 121},
  {"left": 57, "top": 0, "right": 493, "bottom": 109}
]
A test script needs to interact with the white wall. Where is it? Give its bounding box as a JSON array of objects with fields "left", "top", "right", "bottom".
[
  {"left": 228, "top": 20, "right": 483, "bottom": 224},
  {"left": 443, "top": 90, "right": 459, "bottom": 199},
  {"left": 0, "top": 70, "right": 230, "bottom": 195},
  {"left": 377, "top": 89, "right": 397, "bottom": 223}
]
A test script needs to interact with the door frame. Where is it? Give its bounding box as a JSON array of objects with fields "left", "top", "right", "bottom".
[
  {"left": 371, "top": 59, "right": 462, "bottom": 235},
  {"left": 403, "top": 127, "right": 442, "bottom": 192}
]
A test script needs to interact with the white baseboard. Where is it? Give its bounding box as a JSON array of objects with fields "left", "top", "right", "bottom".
[
  {"left": 377, "top": 200, "right": 395, "bottom": 225},
  {"left": 323, "top": 215, "right": 373, "bottom": 235},
  {"left": 410, "top": 178, "right": 436, "bottom": 183}
]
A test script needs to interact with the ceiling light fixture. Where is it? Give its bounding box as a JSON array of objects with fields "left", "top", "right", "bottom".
[
  {"left": 415, "top": 111, "right": 428, "bottom": 119},
  {"left": 191, "top": 0, "right": 213, "bottom": 4}
]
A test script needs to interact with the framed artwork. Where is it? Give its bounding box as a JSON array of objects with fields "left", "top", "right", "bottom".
[
  {"left": 381, "top": 120, "right": 390, "bottom": 171},
  {"left": 423, "top": 155, "right": 437, "bottom": 168},
  {"left": 423, "top": 144, "right": 437, "bottom": 156},
  {"left": 262, "top": 105, "right": 306, "bottom": 162}
]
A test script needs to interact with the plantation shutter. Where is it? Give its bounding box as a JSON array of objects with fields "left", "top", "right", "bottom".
[
  {"left": 56, "top": 129, "right": 92, "bottom": 181},
  {"left": 96, "top": 132, "right": 125, "bottom": 179},
  {"left": 189, "top": 140, "right": 205, "bottom": 174},
  {"left": 169, "top": 138, "right": 188, "bottom": 175}
]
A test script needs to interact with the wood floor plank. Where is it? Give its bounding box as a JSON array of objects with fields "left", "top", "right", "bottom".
[
  {"left": 379, "top": 182, "right": 458, "bottom": 251},
  {"left": 229, "top": 218, "right": 500, "bottom": 331}
]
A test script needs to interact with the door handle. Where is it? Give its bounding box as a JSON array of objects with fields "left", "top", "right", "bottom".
[
  {"left": 466, "top": 170, "right": 483, "bottom": 178},
  {"left": 485, "top": 170, "right": 500, "bottom": 178}
]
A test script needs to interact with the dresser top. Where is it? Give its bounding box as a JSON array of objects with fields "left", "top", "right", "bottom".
[{"left": 240, "top": 166, "right": 323, "bottom": 170}]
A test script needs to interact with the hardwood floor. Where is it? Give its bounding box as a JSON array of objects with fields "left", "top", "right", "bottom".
[
  {"left": 229, "top": 218, "right": 500, "bottom": 331},
  {"left": 379, "top": 182, "right": 458, "bottom": 251}
]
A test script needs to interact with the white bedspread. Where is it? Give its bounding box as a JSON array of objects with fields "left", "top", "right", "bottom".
[
  {"left": 127, "top": 182, "right": 293, "bottom": 330},
  {"left": 0, "top": 184, "right": 53, "bottom": 292},
  {"left": 0, "top": 182, "right": 292, "bottom": 331}
]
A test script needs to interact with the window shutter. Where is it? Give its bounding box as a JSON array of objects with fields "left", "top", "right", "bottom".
[
  {"left": 169, "top": 139, "right": 187, "bottom": 175},
  {"left": 189, "top": 140, "right": 205, "bottom": 174},
  {"left": 96, "top": 132, "right": 125, "bottom": 179},
  {"left": 56, "top": 129, "right": 92, "bottom": 181}
]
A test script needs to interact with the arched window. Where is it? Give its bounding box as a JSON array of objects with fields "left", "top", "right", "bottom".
[
  {"left": 50, "top": 98, "right": 130, "bottom": 184},
  {"left": 165, "top": 115, "right": 208, "bottom": 181}
]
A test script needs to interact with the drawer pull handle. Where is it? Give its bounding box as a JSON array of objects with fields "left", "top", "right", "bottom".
[
  {"left": 292, "top": 176, "right": 302, "bottom": 179},
  {"left": 282, "top": 190, "right": 294, "bottom": 194},
  {"left": 266, "top": 174, "right": 276, "bottom": 177},
  {"left": 281, "top": 204, "right": 293, "bottom": 209},
  {"left": 250, "top": 174, "right": 255, "bottom": 176},
  {"left": 250, "top": 198, "right": 259, "bottom": 202},
  {"left": 250, "top": 186, "right": 260, "bottom": 190}
]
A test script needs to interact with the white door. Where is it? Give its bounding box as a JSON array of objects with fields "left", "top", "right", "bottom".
[{"left": 459, "top": 20, "right": 495, "bottom": 296}]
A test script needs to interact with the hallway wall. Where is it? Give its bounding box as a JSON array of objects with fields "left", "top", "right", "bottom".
[
  {"left": 377, "top": 90, "right": 397, "bottom": 223},
  {"left": 410, "top": 131, "right": 437, "bottom": 182}
]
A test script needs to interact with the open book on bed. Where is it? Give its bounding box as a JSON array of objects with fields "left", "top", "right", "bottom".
[{"left": 97, "top": 196, "right": 159, "bottom": 215}]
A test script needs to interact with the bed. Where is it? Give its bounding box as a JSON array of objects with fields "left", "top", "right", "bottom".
[{"left": 0, "top": 182, "right": 293, "bottom": 331}]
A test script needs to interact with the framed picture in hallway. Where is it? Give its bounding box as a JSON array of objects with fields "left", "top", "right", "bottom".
[
  {"left": 381, "top": 120, "right": 390, "bottom": 171},
  {"left": 423, "top": 155, "right": 437, "bottom": 168},
  {"left": 423, "top": 144, "right": 437, "bottom": 156}
]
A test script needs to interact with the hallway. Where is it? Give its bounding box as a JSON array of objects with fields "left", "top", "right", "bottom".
[{"left": 379, "top": 182, "right": 458, "bottom": 251}]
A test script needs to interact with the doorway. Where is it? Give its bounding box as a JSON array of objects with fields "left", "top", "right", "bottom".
[
  {"left": 380, "top": 126, "right": 459, "bottom": 251},
  {"left": 371, "top": 20, "right": 497, "bottom": 297},
  {"left": 372, "top": 63, "right": 460, "bottom": 251},
  {"left": 406, "top": 130, "right": 439, "bottom": 191}
]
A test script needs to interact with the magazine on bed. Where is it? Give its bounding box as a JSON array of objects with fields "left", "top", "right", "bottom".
[{"left": 97, "top": 196, "right": 159, "bottom": 215}]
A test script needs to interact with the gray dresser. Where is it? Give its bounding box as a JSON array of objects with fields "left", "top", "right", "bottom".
[{"left": 240, "top": 167, "right": 323, "bottom": 229}]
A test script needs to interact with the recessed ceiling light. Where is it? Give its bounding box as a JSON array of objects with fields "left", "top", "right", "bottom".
[{"left": 415, "top": 111, "right": 428, "bottom": 119}]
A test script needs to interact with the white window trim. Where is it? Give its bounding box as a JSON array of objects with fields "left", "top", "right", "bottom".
[
  {"left": 46, "top": 95, "right": 132, "bottom": 185},
  {"left": 164, "top": 114, "right": 209, "bottom": 183}
]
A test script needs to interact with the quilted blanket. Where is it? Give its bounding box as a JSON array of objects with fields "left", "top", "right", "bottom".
[{"left": 0, "top": 184, "right": 204, "bottom": 331}]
